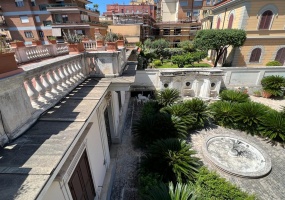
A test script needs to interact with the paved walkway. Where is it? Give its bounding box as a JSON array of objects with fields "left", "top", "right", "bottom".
[{"left": 110, "top": 97, "right": 285, "bottom": 200}]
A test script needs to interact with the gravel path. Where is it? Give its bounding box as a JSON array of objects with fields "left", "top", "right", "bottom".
[{"left": 250, "top": 96, "right": 285, "bottom": 111}]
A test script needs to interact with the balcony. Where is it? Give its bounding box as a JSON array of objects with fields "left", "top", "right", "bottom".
[
  {"left": 51, "top": 21, "right": 107, "bottom": 28},
  {"left": 39, "top": 4, "right": 99, "bottom": 16},
  {"left": 155, "top": 17, "right": 200, "bottom": 25}
]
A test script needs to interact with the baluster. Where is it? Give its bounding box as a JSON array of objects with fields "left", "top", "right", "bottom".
[
  {"left": 54, "top": 67, "right": 67, "bottom": 90},
  {"left": 58, "top": 65, "right": 70, "bottom": 88},
  {"left": 48, "top": 69, "right": 61, "bottom": 96},
  {"left": 66, "top": 62, "right": 76, "bottom": 84},
  {"left": 89, "top": 57, "right": 95, "bottom": 73},
  {"left": 63, "top": 64, "right": 73, "bottom": 86},
  {"left": 42, "top": 71, "right": 54, "bottom": 98},
  {"left": 76, "top": 60, "right": 85, "bottom": 79},
  {"left": 25, "top": 78, "right": 41, "bottom": 108},
  {"left": 34, "top": 75, "right": 49, "bottom": 102},
  {"left": 71, "top": 61, "right": 81, "bottom": 82}
]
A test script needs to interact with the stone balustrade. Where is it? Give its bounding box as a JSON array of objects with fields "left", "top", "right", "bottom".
[
  {"left": 83, "top": 41, "right": 97, "bottom": 51},
  {"left": 0, "top": 54, "right": 89, "bottom": 145},
  {"left": 13, "top": 44, "right": 69, "bottom": 64}
]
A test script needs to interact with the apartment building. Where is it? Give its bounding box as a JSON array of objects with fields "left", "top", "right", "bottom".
[
  {"left": 1, "top": 0, "right": 106, "bottom": 44},
  {"left": 103, "top": 3, "right": 157, "bottom": 44},
  {"left": 154, "top": 0, "right": 203, "bottom": 47},
  {"left": 200, "top": 0, "right": 285, "bottom": 66}
]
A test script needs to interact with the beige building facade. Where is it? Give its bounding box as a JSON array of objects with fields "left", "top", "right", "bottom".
[{"left": 201, "top": 0, "right": 285, "bottom": 66}]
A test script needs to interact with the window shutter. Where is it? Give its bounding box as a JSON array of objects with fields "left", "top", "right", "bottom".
[
  {"left": 259, "top": 10, "right": 273, "bottom": 29},
  {"left": 275, "top": 48, "right": 285, "bottom": 65},
  {"left": 217, "top": 18, "right": 221, "bottom": 29},
  {"left": 228, "top": 14, "right": 233, "bottom": 29},
  {"left": 249, "top": 48, "right": 261, "bottom": 63}
]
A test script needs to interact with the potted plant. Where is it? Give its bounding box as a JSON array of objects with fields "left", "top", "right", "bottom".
[
  {"left": 10, "top": 40, "right": 25, "bottom": 48},
  {"left": 82, "top": 35, "right": 90, "bottom": 42},
  {"left": 261, "top": 75, "right": 285, "bottom": 98},
  {"left": 117, "top": 33, "right": 125, "bottom": 48},
  {"left": 253, "top": 90, "right": 261, "bottom": 97},
  {"left": 0, "top": 36, "right": 18, "bottom": 74},
  {"left": 105, "top": 32, "right": 118, "bottom": 51},
  {"left": 63, "top": 30, "right": 85, "bottom": 53},
  {"left": 95, "top": 35, "right": 104, "bottom": 48},
  {"left": 32, "top": 39, "right": 42, "bottom": 46},
  {"left": 48, "top": 36, "right": 57, "bottom": 44}
]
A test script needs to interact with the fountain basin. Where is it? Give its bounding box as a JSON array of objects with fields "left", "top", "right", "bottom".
[{"left": 202, "top": 134, "right": 271, "bottom": 178}]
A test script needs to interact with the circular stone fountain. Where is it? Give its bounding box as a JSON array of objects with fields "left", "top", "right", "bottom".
[{"left": 202, "top": 134, "right": 271, "bottom": 178}]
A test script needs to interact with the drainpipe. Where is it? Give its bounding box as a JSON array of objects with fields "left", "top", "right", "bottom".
[{"left": 222, "top": 7, "right": 227, "bottom": 29}]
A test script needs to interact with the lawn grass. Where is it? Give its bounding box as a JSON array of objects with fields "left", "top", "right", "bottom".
[{"left": 154, "top": 61, "right": 212, "bottom": 68}]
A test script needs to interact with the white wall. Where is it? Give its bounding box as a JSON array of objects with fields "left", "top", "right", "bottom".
[{"left": 161, "top": 0, "right": 178, "bottom": 21}]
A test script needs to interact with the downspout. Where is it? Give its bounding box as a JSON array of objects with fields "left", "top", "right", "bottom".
[{"left": 222, "top": 7, "right": 227, "bottom": 29}]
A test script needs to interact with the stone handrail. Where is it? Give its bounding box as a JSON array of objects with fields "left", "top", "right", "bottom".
[
  {"left": 0, "top": 54, "right": 89, "bottom": 145},
  {"left": 13, "top": 44, "right": 69, "bottom": 64},
  {"left": 83, "top": 41, "right": 97, "bottom": 51}
]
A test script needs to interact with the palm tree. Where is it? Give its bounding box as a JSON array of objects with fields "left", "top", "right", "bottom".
[
  {"left": 142, "top": 138, "right": 200, "bottom": 183},
  {"left": 155, "top": 88, "right": 180, "bottom": 107},
  {"left": 184, "top": 98, "right": 211, "bottom": 128}
]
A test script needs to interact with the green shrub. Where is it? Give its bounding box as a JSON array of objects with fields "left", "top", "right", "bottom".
[
  {"left": 259, "top": 110, "right": 285, "bottom": 142},
  {"left": 139, "top": 171, "right": 163, "bottom": 198},
  {"left": 155, "top": 88, "right": 181, "bottom": 106},
  {"left": 162, "top": 48, "right": 185, "bottom": 57},
  {"left": 177, "top": 40, "right": 195, "bottom": 52},
  {"left": 266, "top": 61, "right": 282, "bottom": 66},
  {"left": 219, "top": 89, "right": 250, "bottom": 103},
  {"left": 142, "top": 138, "right": 201, "bottom": 183},
  {"left": 261, "top": 75, "right": 285, "bottom": 96},
  {"left": 209, "top": 101, "right": 236, "bottom": 128},
  {"left": 171, "top": 54, "right": 186, "bottom": 68},
  {"left": 153, "top": 60, "right": 162, "bottom": 66},
  {"left": 133, "top": 112, "right": 179, "bottom": 147},
  {"left": 195, "top": 167, "right": 256, "bottom": 200},
  {"left": 233, "top": 102, "right": 270, "bottom": 135},
  {"left": 184, "top": 98, "right": 211, "bottom": 128},
  {"left": 141, "top": 101, "right": 161, "bottom": 117}
]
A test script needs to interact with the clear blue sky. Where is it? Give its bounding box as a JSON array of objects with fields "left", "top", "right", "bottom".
[{"left": 88, "top": 0, "right": 129, "bottom": 15}]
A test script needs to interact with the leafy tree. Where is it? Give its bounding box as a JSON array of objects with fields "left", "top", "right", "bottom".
[
  {"left": 155, "top": 88, "right": 181, "bottom": 106},
  {"left": 193, "top": 29, "right": 246, "bottom": 67},
  {"left": 178, "top": 40, "right": 196, "bottom": 52},
  {"left": 142, "top": 138, "right": 201, "bottom": 183}
]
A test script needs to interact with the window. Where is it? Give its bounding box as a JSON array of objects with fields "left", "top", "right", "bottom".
[
  {"left": 35, "top": 15, "right": 40, "bottom": 23},
  {"left": 193, "top": 0, "right": 203, "bottom": 7},
  {"left": 31, "top": 0, "right": 36, "bottom": 6},
  {"left": 20, "top": 16, "right": 29, "bottom": 23},
  {"left": 249, "top": 48, "right": 262, "bottom": 63},
  {"left": 121, "top": 9, "right": 124, "bottom": 13},
  {"left": 38, "top": 31, "right": 44, "bottom": 38},
  {"left": 187, "top": 11, "right": 191, "bottom": 17},
  {"left": 228, "top": 14, "right": 234, "bottom": 29},
  {"left": 216, "top": 17, "right": 221, "bottom": 29},
  {"left": 174, "top": 28, "right": 181, "bottom": 35},
  {"left": 275, "top": 48, "right": 285, "bottom": 65},
  {"left": 193, "top": 9, "right": 200, "bottom": 17},
  {"left": 180, "top": 1, "right": 188, "bottom": 6},
  {"left": 15, "top": 0, "right": 24, "bottom": 7},
  {"left": 68, "top": 151, "right": 96, "bottom": 200},
  {"left": 206, "top": 0, "right": 212, "bottom": 6},
  {"left": 126, "top": 9, "right": 129, "bottom": 13},
  {"left": 62, "top": 14, "right": 68, "bottom": 23},
  {"left": 259, "top": 10, "right": 273, "bottom": 30},
  {"left": 43, "top": 20, "right": 52, "bottom": 26},
  {"left": 163, "top": 28, "right": 170, "bottom": 35},
  {"left": 24, "top": 31, "right": 34, "bottom": 38}
]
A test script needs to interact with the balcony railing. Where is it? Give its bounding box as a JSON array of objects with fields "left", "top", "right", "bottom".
[
  {"left": 155, "top": 17, "right": 200, "bottom": 25},
  {"left": 39, "top": 4, "right": 100, "bottom": 14},
  {"left": 51, "top": 21, "right": 107, "bottom": 27}
]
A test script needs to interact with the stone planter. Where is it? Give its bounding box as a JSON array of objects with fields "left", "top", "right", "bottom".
[
  {"left": 68, "top": 43, "right": 85, "bottom": 53},
  {"left": 106, "top": 42, "right": 117, "bottom": 52},
  {"left": 32, "top": 41, "right": 42, "bottom": 46},
  {"left": 262, "top": 90, "right": 272, "bottom": 98},
  {"left": 10, "top": 41, "right": 25, "bottom": 48},
  {"left": 0, "top": 52, "right": 18, "bottom": 74},
  {"left": 117, "top": 40, "right": 124, "bottom": 48},
  {"left": 96, "top": 40, "right": 104, "bottom": 48}
]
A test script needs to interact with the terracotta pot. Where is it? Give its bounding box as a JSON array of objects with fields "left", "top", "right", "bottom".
[
  {"left": 106, "top": 42, "right": 117, "bottom": 52},
  {"left": 32, "top": 41, "right": 42, "bottom": 46},
  {"left": 0, "top": 52, "right": 18, "bottom": 74},
  {"left": 117, "top": 40, "right": 124, "bottom": 48},
  {"left": 262, "top": 91, "right": 272, "bottom": 98},
  {"left": 82, "top": 38, "right": 89, "bottom": 42},
  {"left": 96, "top": 40, "right": 104, "bottom": 48},
  {"left": 49, "top": 40, "right": 57, "bottom": 44},
  {"left": 10, "top": 41, "right": 25, "bottom": 48},
  {"left": 68, "top": 43, "right": 85, "bottom": 53}
]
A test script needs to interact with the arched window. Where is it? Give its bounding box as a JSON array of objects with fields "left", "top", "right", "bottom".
[
  {"left": 228, "top": 14, "right": 234, "bottom": 29},
  {"left": 216, "top": 17, "right": 221, "bottom": 29},
  {"left": 249, "top": 48, "right": 262, "bottom": 63},
  {"left": 275, "top": 48, "right": 285, "bottom": 65},
  {"left": 259, "top": 10, "right": 273, "bottom": 29}
]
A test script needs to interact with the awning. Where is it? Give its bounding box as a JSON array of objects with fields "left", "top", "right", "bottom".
[{"left": 52, "top": 28, "right": 62, "bottom": 36}]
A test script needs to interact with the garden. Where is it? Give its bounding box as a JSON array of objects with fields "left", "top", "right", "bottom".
[{"left": 133, "top": 76, "right": 285, "bottom": 199}]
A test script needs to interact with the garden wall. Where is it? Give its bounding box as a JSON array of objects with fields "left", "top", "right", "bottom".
[{"left": 133, "top": 67, "right": 285, "bottom": 91}]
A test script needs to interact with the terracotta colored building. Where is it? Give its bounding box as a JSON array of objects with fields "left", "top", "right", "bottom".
[{"left": 0, "top": 0, "right": 107, "bottom": 44}]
